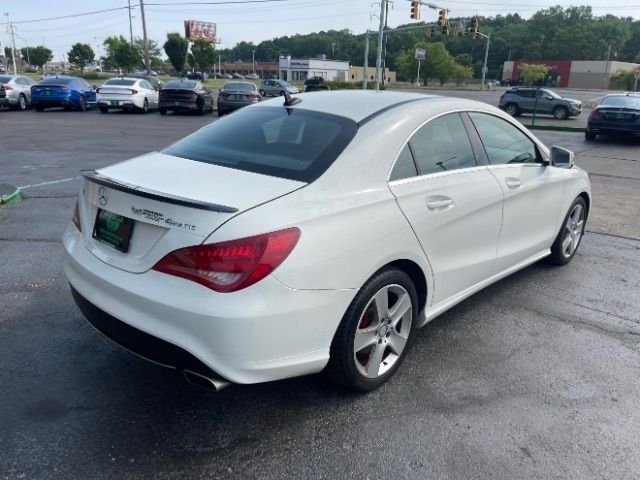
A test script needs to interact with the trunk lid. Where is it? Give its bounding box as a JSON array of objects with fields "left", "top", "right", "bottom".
[{"left": 79, "top": 152, "right": 305, "bottom": 273}]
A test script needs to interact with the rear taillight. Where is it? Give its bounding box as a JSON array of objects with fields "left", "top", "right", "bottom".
[
  {"left": 152, "top": 227, "right": 300, "bottom": 292},
  {"left": 247, "top": 94, "right": 259, "bottom": 100},
  {"left": 72, "top": 199, "right": 81, "bottom": 231},
  {"left": 130, "top": 89, "right": 138, "bottom": 95},
  {"left": 218, "top": 91, "right": 229, "bottom": 98},
  {"left": 4, "top": 85, "right": 12, "bottom": 90},
  {"left": 589, "top": 109, "right": 600, "bottom": 119},
  {"left": 159, "top": 90, "right": 166, "bottom": 95}
]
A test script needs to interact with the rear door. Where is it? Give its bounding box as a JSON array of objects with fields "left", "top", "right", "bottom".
[{"left": 388, "top": 113, "right": 504, "bottom": 304}]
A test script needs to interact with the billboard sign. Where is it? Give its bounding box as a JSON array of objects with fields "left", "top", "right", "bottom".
[
  {"left": 415, "top": 48, "right": 426, "bottom": 60},
  {"left": 184, "top": 20, "right": 217, "bottom": 43}
]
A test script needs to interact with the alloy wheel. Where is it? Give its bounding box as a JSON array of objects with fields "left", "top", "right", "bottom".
[
  {"left": 19, "top": 95, "right": 27, "bottom": 111},
  {"left": 353, "top": 284, "right": 413, "bottom": 379},
  {"left": 561, "top": 203, "right": 585, "bottom": 258}
]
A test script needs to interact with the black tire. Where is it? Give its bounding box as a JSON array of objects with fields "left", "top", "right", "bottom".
[
  {"left": 18, "top": 94, "right": 27, "bottom": 111},
  {"left": 197, "top": 101, "right": 205, "bottom": 115},
  {"left": 553, "top": 106, "right": 569, "bottom": 120},
  {"left": 78, "top": 96, "right": 87, "bottom": 112},
  {"left": 99, "top": 107, "right": 109, "bottom": 114},
  {"left": 279, "top": 90, "right": 285, "bottom": 96},
  {"left": 585, "top": 131, "right": 596, "bottom": 141},
  {"left": 159, "top": 108, "right": 167, "bottom": 115},
  {"left": 325, "top": 268, "right": 418, "bottom": 392},
  {"left": 505, "top": 103, "right": 520, "bottom": 117},
  {"left": 547, "top": 196, "right": 587, "bottom": 266},
  {"left": 217, "top": 109, "right": 225, "bottom": 117},
  {"left": 259, "top": 89, "right": 266, "bottom": 96},
  {"left": 140, "top": 98, "right": 149, "bottom": 113}
]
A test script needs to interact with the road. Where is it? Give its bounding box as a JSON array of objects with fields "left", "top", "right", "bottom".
[{"left": 1, "top": 108, "right": 639, "bottom": 480}]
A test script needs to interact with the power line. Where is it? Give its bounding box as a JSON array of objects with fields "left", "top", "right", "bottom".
[
  {"left": 12, "top": 7, "right": 131, "bottom": 24},
  {"left": 146, "top": 0, "right": 293, "bottom": 5}
]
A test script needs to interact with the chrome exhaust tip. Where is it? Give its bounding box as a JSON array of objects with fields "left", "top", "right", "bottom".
[{"left": 183, "top": 370, "right": 231, "bottom": 391}]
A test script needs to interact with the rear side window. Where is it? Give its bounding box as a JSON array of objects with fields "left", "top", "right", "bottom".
[
  {"left": 105, "top": 79, "right": 136, "bottom": 86},
  {"left": 515, "top": 90, "right": 535, "bottom": 98},
  {"left": 408, "top": 113, "right": 476, "bottom": 175},
  {"left": 468, "top": 112, "right": 540, "bottom": 165},
  {"left": 39, "top": 77, "right": 73, "bottom": 85},
  {"left": 389, "top": 145, "right": 417, "bottom": 181},
  {"left": 163, "top": 107, "right": 358, "bottom": 182}
]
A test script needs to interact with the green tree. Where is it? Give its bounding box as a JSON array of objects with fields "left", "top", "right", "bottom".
[
  {"left": 611, "top": 69, "right": 635, "bottom": 90},
  {"left": 21, "top": 46, "right": 52, "bottom": 71},
  {"left": 133, "top": 37, "right": 163, "bottom": 71},
  {"left": 452, "top": 64, "right": 473, "bottom": 85},
  {"left": 519, "top": 63, "right": 548, "bottom": 85},
  {"left": 67, "top": 43, "right": 95, "bottom": 75},
  {"left": 103, "top": 36, "right": 141, "bottom": 72},
  {"left": 163, "top": 33, "right": 189, "bottom": 74},
  {"left": 190, "top": 39, "right": 217, "bottom": 73}
]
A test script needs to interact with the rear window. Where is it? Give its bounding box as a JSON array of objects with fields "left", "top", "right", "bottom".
[
  {"left": 165, "top": 80, "right": 198, "bottom": 88},
  {"left": 0, "top": 76, "right": 12, "bottom": 84},
  {"left": 104, "top": 79, "right": 136, "bottom": 86},
  {"left": 39, "top": 77, "right": 73, "bottom": 85},
  {"left": 600, "top": 96, "right": 640, "bottom": 109},
  {"left": 163, "top": 106, "right": 358, "bottom": 182},
  {"left": 223, "top": 82, "right": 256, "bottom": 91}
]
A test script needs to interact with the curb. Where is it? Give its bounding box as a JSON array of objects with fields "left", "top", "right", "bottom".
[
  {"left": 0, "top": 185, "right": 21, "bottom": 206},
  {"left": 524, "top": 124, "right": 586, "bottom": 133}
]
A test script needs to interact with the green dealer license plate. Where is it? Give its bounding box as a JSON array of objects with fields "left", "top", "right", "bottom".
[{"left": 92, "top": 209, "right": 135, "bottom": 253}]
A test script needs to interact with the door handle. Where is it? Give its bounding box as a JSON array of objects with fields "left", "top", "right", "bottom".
[
  {"left": 505, "top": 178, "right": 522, "bottom": 189},
  {"left": 426, "top": 198, "right": 454, "bottom": 211}
]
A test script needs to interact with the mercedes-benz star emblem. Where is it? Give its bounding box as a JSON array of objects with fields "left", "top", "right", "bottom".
[{"left": 98, "top": 187, "right": 108, "bottom": 206}]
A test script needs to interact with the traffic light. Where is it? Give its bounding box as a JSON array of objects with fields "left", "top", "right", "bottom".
[
  {"left": 438, "top": 9, "right": 447, "bottom": 27},
  {"left": 471, "top": 16, "right": 479, "bottom": 35},
  {"left": 410, "top": 1, "right": 420, "bottom": 20}
]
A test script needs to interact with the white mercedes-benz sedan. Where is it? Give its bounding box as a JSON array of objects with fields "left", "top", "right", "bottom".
[
  {"left": 96, "top": 77, "right": 158, "bottom": 113},
  {"left": 64, "top": 91, "right": 591, "bottom": 392}
]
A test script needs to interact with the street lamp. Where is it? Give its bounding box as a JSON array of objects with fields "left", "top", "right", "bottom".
[{"left": 252, "top": 49, "right": 255, "bottom": 74}]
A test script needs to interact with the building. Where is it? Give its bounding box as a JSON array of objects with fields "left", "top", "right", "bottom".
[
  {"left": 218, "top": 61, "right": 278, "bottom": 78},
  {"left": 349, "top": 66, "right": 396, "bottom": 84},
  {"left": 278, "top": 55, "right": 350, "bottom": 82},
  {"left": 502, "top": 60, "right": 640, "bottom": 89}
]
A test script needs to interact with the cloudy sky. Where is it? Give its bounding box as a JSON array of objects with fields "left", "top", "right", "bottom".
[{"left": 2, "top": 0, "right": 638, "bottom": 61}]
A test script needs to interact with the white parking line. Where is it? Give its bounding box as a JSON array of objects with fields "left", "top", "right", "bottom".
[{"left": 20, "top": 176, "right": 80, "bottom": 189}]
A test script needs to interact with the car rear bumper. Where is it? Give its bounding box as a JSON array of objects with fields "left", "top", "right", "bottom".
[
  {"left": 32, "top": 98, "right": 72, "bottom": 107},
  {"left": 0, "top": 98, "right": 8, "bottom": 108},
  {"left": 97, "top": 96, "right": 144, "bottom": 109},
  {"left": 217, "top": 99, "right": 259, "bottom": 111},
  {"left": 159, "top": 100, "right": 198, "bottom": 110},
  {"left": 63, "top": 224, "right": 354, "bottom": 384},
  {"left": 587, "top": 120, "right": 640, "bottom": 136}
]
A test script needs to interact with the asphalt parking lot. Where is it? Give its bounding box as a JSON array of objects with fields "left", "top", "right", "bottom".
[{"left": 1, "top": 108, "right": 639, "bottom": 480}]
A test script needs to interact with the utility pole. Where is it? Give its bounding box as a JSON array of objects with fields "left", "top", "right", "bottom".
[
  {"left": 363, "top": 32, "right": 369, "bottom": 90},
  {"left": 374, "top": 0, "right": 386, "bottom": 91},
  {"left": 7, "top": 15, "right": 18, "bottom": 75},
  {"left": 128, "top": 0, "right": 134, "bottom": 44},
  {"left": 602, "top": 42, "right": 613, "bottom": 90},
  {"left": 476, "top": 32, "right": 490, "bottom": 91},
  {"left": 139, "top": 0, "right": 150, "bottom": 74},
  {"left": 381, "top": 0, "right": 390, "bottom": 87}
]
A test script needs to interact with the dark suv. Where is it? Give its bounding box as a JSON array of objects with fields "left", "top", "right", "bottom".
[{"left": 499, "top": 87, "right": 582, "bottom": 120}]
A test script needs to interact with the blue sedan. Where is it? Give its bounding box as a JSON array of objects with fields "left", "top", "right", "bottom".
[{"left": 31, "top": 76, "right": 97, "bottom": 111}]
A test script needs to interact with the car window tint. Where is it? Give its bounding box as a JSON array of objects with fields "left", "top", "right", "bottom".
[
  {"left": 163, "top": 106, "right": 358, "bottom": 182},
  {"left": 389, "top": 144, "right": 418, "bottom": 181},
  {"left": 600, "top": 95, "right": 640, "bottom": 109},
  {"left": 515, "top": 90, "right": 534, "bottom": 98},
  {"left": 469, "top": 112, "right": 540, "bottom": 165},
  {"left": 408, "top": 113, "right": 476, "bottom": 175},
  {"left": 39, "top": 77, "right": 73, "bottom": 85}
]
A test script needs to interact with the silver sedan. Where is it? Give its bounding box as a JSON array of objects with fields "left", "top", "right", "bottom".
[{"left": 0, "top": 75, "right": 37, "bottom": 111}]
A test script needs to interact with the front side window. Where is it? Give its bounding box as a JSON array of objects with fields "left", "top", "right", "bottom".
[
  {"left": 468, "top": 112, "right": 540, "bottom": 165},
  {"left": 408, "top": 113, "right": 477, "bottom": 175}
]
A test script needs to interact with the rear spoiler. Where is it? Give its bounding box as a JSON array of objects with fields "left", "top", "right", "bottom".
[{"left": 81, "top": 170, "right": 238, "bottom": 213}]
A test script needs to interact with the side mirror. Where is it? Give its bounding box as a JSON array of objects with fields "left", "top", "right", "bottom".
[{"left": 550, "top": 146, "right": 574, "bottom": 168}]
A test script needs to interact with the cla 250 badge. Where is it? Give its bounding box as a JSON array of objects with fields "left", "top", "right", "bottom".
[{"left": 130, "top": 205, "right": 196, "bottom": 231}]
